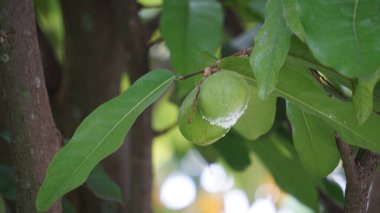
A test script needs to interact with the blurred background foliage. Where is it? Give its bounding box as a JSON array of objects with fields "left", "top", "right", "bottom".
[{"left": 0, "top": 0, "right": 348, "bottom": 212}]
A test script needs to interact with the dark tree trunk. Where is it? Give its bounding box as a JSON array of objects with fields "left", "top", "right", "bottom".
[
  {"left": 56, "top": 0, "right": 125, "bottom": 136},
  {"left": 37, "top": 26, "right": 62, "bottom": 99},
  {"left": 0, "top": 0, "right": 62, "bottom": 212},
  {"left": 55, "top": 0, "right": 127, "bottom": 212},
  {"left": 112, "top": 0, "right": 154, "bottom": 212}
]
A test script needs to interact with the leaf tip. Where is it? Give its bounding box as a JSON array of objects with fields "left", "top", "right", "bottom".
[{"left": 356, "top": 111, "right": 371, "bottom": 126}]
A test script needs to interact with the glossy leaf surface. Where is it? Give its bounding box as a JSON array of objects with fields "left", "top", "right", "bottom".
[
  {"left": 287, "top": 102, "right": 339, "bottom": 178},
  {"left": 297, "top": 0, "right": 380, "bottom": 78},
  {"left": 250, "top": 0, "right": 291, "bottom": 99},
  {"left": 37, "top": 70, "right": 175, "bottom": 211}
]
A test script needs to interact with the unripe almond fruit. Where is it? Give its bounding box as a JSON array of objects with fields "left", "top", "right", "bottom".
[
  {"left": 178, "top": 88, "right": 228, "bottom": 146},
  {"left": 199, "top": 70, "right": 250, "bottom": 128}
]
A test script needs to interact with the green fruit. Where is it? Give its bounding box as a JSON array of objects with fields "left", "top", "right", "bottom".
[
  {"left": 199, "top": 70, "right": 250, "bottom": 128},
  {"left": 233, "top": 85, "right": 277, "bottom": 140},
  {"left": 178, "top": 88, "right": 228, "bottom": 146}
]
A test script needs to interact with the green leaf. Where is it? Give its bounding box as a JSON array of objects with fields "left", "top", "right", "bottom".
[
  {"left": 373, "top": 82, "right": 380, "bottom": 112},
  {"left": 277, "top": 62, "right": 380, "bottom": 152},
  {"left": 251, "top": 133, "right": 319, "bottom": 211},
  {"left": 220, "top": 56, "right": 254, "bottom": 78},
  {"left": 319, "top": 179, "right": 344, "bottom": 207},
  {"left": 288, "top": 36, "right": 352, "bottom": 89},
  {"left": 62, "top": 197, "right": 76, "bottom": 213},
  {"left": 212, "top": 131, "right": 251, "bottom": 171},
  {"left": 0, "top": 195, "right": 5, "bottom": 213},
  {"left": 36, "top": 69, "right": 175, "bottom": 211},
  {"left": 87, "top": 165, "right": 123, "bottom": 203},
  {"left": 281, "top": 0, "right": 306, "bottom": 42},
  {"left": 276, "top": 60, "right": 380, "bottom": 152},
  {"left": 353, "top": 69, "right": 380, "bottom": 124},
  {"left": 230, "top": 56, "right": 380, "bottom": 153},
  {"left": 195, "top": 145, "right": 219, "bottom": 164},
  {"left": 286, "top": 102, "right": 339, "bottom": 178},
  {"left": 138, "top": 0, "right": 162, "bottom": 7},
  {"left": 0, "top": 164, "right": 16, "bottom": 200},
  {"left": 250, "top": 0, "right": 291, "bottom": 99},
  {"left": 233, "top": 85, "right": 277, "bottom": 140},
  {"left": 160, "top": 0, "right": 223, "bottom": 73},
  {"left": 297, "top": 0, "right": 380, "bottom": 78}
]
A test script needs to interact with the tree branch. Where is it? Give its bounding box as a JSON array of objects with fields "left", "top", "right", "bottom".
[{"left": 336, "top": 136, "right": 380, "bottom": 213}]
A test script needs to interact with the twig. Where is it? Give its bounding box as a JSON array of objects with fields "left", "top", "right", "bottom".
[
  {"left": 176, "top": 70, "right": 204, "bottom": 81},
  {"left": 176, "top": 47, "right": 252, "bottom": 81}
]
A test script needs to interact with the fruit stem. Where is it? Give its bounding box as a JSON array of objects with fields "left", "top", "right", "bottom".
[
  {"left": 176, "top": 70, "right": 204, "bottom": 80},
  {"left": 176, "top": 47, "right": 252, "bottom": 81}
]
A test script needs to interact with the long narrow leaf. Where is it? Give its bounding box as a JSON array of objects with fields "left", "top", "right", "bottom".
[{"left": 37, "top": 69, "right": 175, "bottom": 211}]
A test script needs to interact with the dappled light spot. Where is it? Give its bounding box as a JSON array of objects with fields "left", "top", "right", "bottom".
[
  {"left": 159, "top": 173, "right": 196, "bottom": 210},
  {"left": 224, "top": 189, "right": 250, "bottom": 213},
  {"left": 200, "top": 163, "right": 234, "bottom": 193}
]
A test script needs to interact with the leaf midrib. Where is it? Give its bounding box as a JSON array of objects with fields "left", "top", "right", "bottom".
[
  {"left": 352, "top": 0, "right": 361, "bottom": 49},
  {"left": 301, "top": 111, "right": 319, "bottom": 174},
  {"left": 241, "top": 74, "right": 373, "bottom": 150},
  {"left": 43, "top": 76, "right": 174, "bottom": 208}
]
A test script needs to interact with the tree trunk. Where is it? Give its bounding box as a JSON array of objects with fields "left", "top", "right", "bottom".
[
  {"left": 55, "top": 0, "right": 125, "bottom": 136},
  {"left": 0, "top": 0, "right": 62, "bottom": 212},
  {"left": 55, "top": 0, "right": 127, "bottom": 212},
  {"left": 112, "top": 0, "right": 154, "bottom": 212}
]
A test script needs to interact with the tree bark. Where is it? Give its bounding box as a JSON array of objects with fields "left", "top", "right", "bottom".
[
  {"left": 55, "top": 0, "right": 127, "bottom": 212},
  {"left": 56, "top": 0, "right": 125, "bottom": 136},
  {"left": 112, "top": 0, "right": 154, "bottom": 212},
  {"left": 367, "top": 172, "right": 380, "bottom": 213},
  {"left": 0, "top": 0, "right": 62, "bottom": 212},
  {"left": 336, "top": 137, "right": 380, "bottom": 213}
]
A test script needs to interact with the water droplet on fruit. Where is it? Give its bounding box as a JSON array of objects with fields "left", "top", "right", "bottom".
[{"left": 202, "top": 103, "right": 248, "bottom": 129}]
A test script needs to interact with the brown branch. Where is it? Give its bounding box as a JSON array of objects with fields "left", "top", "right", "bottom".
[{"left": 336, "top": 136, "right": 380, "bottom": 213}]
